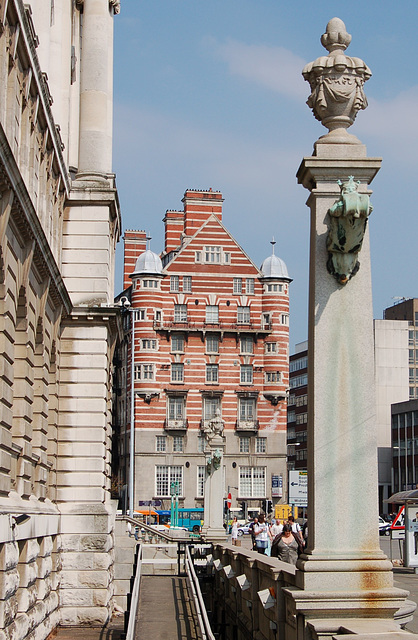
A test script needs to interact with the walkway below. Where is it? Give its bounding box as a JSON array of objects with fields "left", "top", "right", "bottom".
[
  {"left": 53, "top": 575, "right": 203, "bottom": 640},
  {"left": 136, "top": 575, "right": 203, "bottom": 639}
]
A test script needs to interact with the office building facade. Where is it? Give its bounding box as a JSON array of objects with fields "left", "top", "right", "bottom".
[{"left": 115, "top": 189, "right": 291, "bottom": 518}]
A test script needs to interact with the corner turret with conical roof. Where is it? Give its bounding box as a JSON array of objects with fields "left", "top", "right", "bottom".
[{"left": 260, "top": 239, "right": 292, "bottom": 282}]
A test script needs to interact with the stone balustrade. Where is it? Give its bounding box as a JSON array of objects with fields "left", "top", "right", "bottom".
[{"left": 210, "top": 543, "right": 297, "bottom": 640}]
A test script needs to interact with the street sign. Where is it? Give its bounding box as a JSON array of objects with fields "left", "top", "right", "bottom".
[
  {"left": 227, "top": 492, "right": 232, "bottom": 509},
  {"left": 288, "top": 470, "right": 307, "bottom": 506},
  {"left": 271, "top": 474, "right": 283, "bottom": 498},
  {"left": 390, "top": 505, "right": 405, "bottom": 540}
]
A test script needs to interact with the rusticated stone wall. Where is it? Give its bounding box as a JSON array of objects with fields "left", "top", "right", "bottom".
[{"left": 0, "top": 0, "right": 121, "bottom": 637}]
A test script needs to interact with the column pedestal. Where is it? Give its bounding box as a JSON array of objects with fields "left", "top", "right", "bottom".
[
  {"left": 286, "top": 140, "right": 410, "bottom": 638},
  {"left": 202, "top": 434, "right": 227, "bottom": 543}
]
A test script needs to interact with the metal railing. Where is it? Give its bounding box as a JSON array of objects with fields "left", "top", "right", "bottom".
[
  {"left": 185, "top": 545, "right": 216, "bottom": 640},
  {"left": 120, "top": 516, "right": 213, "bottom": 638},
  {"left": 125, "top": 543, "right": 142, "bottom": 640},
  {"left": 154, "top": 319, "right": 272, "bottom": 334}
]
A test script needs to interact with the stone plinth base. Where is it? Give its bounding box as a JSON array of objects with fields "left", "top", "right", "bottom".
[
  {"left": 284, "top": 586, "right": 411, "bottom": 640},
  {"left": 201, "top": 526, "right": 227, "bottom": 544},
  {"left": 309, "top": 618, "right": 418, "bottom": 640}
]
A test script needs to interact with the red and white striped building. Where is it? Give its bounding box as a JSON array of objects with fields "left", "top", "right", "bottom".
[{"left": 116, "top": 188, "right": 291, "bottom": 516}]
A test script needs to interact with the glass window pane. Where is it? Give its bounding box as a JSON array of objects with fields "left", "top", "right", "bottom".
[
  {"left": 206, "top": 364, "right": 218, "bottom": 382},
  {"left": 171, "top": 334, "right": 184, "bottom": 352},
  {"left": 174, "top": 304, "right": 187, "bottom": 322},
  {"left": 239, "top": 437, "right": 250, "bottom": 453},
  {"left": 246, "top": 278, "right": 254, "bottom": 294},
  {"left": 204, "top": 397, "right": 220, "bottom": 419},
  {"left": 206, "top": 335, "right": 219, "bottom": 353},
  {"left": 233, "top": 278, "right": 242, "bottom": 294},
  {"left": 183, "top": 276, "right": 192, "bottom": 293},
  {"left": 170, "top": 276, "right": 179, "bottom": 292},
  {"left": 171, "top": 364, "right": 184, "bottom": 382},
  {"left": 206, "top": 305, "right": 219, "bottom": 323},
  {"left": 237, "top": 306, "right": 250, "bottom": 323},
  {"left": 240, "top": 365, "right": 253, "bottom": 383},
  {"left": 240, "top": 337, "right": 253, "bottom": 353}
]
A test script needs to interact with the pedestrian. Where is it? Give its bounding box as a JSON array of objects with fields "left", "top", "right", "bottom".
[
  {"left": 271, "top": 523, "right": 303, "bottom": 565},
  {"left": 413, "top": 512, "right": 418, "bottom": 555},
  {"left": 288, "top": 515, "right": 304, "bottom": 546},
  {"left": 231, "top": 516, "right": 239, "bottom": 546},
  {"left": 269, "top": 518, "right": 283, "bottom": 540},
  {"left": 254, "top": 513, "right": 269, "bottom": 554},
  {"left": 302, "top": 520, "right": 308, "bottom": 548},
  {"left": 248, "top": 516, "right": 258, "bottom": 550}
]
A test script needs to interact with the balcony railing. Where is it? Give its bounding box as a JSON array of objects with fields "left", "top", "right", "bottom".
[
  {"left": 235, "top": 419, "right": 260, "bottom": 432},
  {"left": 154, "top": 319, "right": 271, "bottom": 334},
  {"left": 164, "top": 418, "right": 188, "bottom": 432}
]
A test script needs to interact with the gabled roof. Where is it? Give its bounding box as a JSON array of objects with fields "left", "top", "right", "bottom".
[{"left": 162, "top": 214, "right": 261, "bottom": 275}]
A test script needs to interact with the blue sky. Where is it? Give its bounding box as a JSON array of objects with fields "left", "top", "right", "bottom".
[{"left": 113, "top": 1, "right": 418, "bottom": 349}]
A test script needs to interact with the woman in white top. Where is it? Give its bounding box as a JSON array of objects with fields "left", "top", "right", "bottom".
[
  {"left": 254, "top": 514, "right": 269, "bottom": 554},
  {"left": 231, "top": 516, "right": 239, "bottom": 545}
]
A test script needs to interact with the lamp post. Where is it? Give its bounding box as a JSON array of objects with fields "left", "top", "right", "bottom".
[
  {"left": 129, "top": 306, "right": 135, "bottom": 518},
  {"left": 119, "top": 296, "right": 135, "bottom": 518}
]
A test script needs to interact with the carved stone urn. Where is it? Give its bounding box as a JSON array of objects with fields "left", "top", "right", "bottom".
[{"left": 302, "top": 17, "right": 371, "bottom": 143}]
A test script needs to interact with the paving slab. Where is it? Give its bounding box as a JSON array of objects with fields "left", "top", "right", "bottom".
[{"left": 136, "top": 575, "right": 202, "bottom": 639}]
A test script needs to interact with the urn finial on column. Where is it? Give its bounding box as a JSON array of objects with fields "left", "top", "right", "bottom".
[{"left": 302, "top": 18, "right": 371, "bottom": 144}]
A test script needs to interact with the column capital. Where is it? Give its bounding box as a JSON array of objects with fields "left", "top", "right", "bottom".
[{"left": 297, "top": 156, "right": 382, "bottom": 192}]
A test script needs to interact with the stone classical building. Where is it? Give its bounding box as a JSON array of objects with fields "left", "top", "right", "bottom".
[
  {"left": 115, "top": 188, "right": 291, "bottom": 519},
  {"left": 0, "top": 1, "right": 121, "bottom": 637}
]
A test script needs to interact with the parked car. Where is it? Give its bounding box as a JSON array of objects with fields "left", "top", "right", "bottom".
[
  {"left": 236, "top": 523, "right": 252, "bottom": 536},
  {"left": 379, "top": 516, "right": 391, "bottom": 536}
]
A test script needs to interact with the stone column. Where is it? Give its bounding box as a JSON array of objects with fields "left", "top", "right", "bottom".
[
  {"left": 286, "top": 18, "right": 409, "bottom": 638},
  {"left": 202, "top": 427, "right": 227, "bottom": 542},
  {"left": 77, "top": 0, "right": 114, "bottom": 179}
]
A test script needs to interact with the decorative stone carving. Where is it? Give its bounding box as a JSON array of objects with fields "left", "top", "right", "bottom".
[
  {"left": 202, "top": 409, "right": 224, "bottom": 443},
  {"left": 302, "top": 18, "right": 371, "bottom": 143},
  {"left": 206, "top": 449, "right": 222, "bottom": 475},
  {"left": 109, "top": 0, "right": 121, "bottom": 14},
  {"left": 76, "top": 1, "right": 120, "bottom": 15},
  {"left": 326, "top": 176, "right": 373, "bottom": 284}
]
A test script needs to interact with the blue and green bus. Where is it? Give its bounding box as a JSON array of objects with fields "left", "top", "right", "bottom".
[{"left": 156, "top": 508, "right": 204, "bottom": 533}]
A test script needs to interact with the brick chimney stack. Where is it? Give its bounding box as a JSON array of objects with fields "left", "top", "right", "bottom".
[
  {"left": 182, "top": 188, "right": 223, "bottom": 236},
  {"left": 163, "top": 210, "right": 184, "bottom": 255},
  {"left": 123, "top": 230, "right": 147, "bottom": 290}
]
